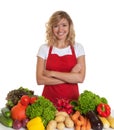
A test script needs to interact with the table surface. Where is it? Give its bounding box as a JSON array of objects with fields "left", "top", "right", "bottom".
[
  {"left": 0, "top": 110, "right": 114, "bottom": 130},
  {"left": 0, "top": 125, "right": 114, "bottom": 130}
]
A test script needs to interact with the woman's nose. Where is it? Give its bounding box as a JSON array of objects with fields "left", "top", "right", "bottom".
[{"left": 58, "top": 25, "right": 63, "bottom": 31}]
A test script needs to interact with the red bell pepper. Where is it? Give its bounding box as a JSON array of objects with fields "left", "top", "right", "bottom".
[{"left": 97, "top": 103, "right": 111, "bottom": 117}]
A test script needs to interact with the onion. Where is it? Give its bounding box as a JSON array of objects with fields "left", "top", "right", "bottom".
[
  {"left": 13, "top": 120, "right": 22, "bottom": 129},
  {"left": 22, "top": 118, "right": 29, "bottom": 128}
]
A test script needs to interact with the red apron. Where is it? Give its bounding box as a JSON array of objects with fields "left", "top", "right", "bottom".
[{"left": 42, "top": 46, "right": 79, "bottom": 105}]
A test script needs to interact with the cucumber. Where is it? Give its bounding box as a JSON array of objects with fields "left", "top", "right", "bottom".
[
  {"left": 0, "top": 113, "right": 13, "bottom": 127},
  {"left": 1, "top": 107, "right": 11, "bottom": 117}
]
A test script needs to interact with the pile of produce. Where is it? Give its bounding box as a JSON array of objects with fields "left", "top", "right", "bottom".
[
  {"left": 6, "top": 87, "right": 34, "bottom": 109},
  {"left": 72, "top": 90, "right": 108, "bottom": 115},
  {"left": 46, "top": 111, "right": 74, "bottom": 130},
  {"left": 0, "top": 86, "right": 57, "bottom": 130},
  {"left": 70, "top": 90, "right": 114, "bottom": 129},
  {"left": 26, "top": 96, "right": 56, "bottom": 127},
  {"left": 0, "top": 87, "right": 114, "bottom": 130}
]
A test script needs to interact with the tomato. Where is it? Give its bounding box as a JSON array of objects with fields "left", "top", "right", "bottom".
[
  {"left": 30, "top": 96, "right": 38, "bottom": 104},
  {"left": 20, "top": 95, "right": 30, "bottom": 106}
]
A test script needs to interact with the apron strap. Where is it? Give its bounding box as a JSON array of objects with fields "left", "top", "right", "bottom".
[{"left": 70, "top": 45, "right": 77, "bottom": 57}]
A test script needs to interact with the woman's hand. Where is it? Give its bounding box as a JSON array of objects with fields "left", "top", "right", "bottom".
[
  {"left": 71, "top": 63, "right": 81, "bottom": 73},
  {"left": 43, "top": 70, "right": 54, "bottom": 77}
]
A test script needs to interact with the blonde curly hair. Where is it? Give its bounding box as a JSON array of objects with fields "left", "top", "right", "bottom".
[{"left": 45, "top": 11, "right": 76, "bottom": 46}]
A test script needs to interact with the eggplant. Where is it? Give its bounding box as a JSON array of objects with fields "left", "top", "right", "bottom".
[{"left": 86, "top": 110, "right": 103, "bottom": 130}]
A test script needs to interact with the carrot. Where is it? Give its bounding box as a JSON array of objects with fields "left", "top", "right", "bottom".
[
  {"left": 80, "top": 116, "right": 86, "bottom": 130},
  {"left": 79, "top": 115, "right": 85, "bottom": 126},
  {"left": 72, "top": 111, "right": 89, "bottom": 130},
  {"left": 75, "top": 119, "right": 82, "bottom": 126},
  {"left": 71, "top": 111, "right": 80, "bottom": 121},
  {"left": 81, "top": 125, "right": 86, "bottom": 130},
  {"left": 86, "top": 118, "right": 91, "bottom": 130},
  {"left": 75, "top": 125, "right": 81, "bottom": 130}
]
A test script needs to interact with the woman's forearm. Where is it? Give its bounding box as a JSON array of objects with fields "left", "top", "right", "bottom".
[
  {"left": 43, "top": 62, "right": 85, "bottom": 84},
  {"left": 36, "top": 74, "right": 65, "bottom": 85},
  {"left": 51, "top": 71, "right": 84, "bottom": 83}
]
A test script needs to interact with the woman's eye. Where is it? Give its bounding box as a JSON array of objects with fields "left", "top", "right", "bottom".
[
  {"left": 53, "top": 24, "right": 68, "bottom": 28},
  {"left": 63, "top": 24, "right": 67, "bottom": 27}
]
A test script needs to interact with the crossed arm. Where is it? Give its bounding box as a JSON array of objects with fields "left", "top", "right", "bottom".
[{"left": 36, "top": 55, "right": 86, "bottom": 85}]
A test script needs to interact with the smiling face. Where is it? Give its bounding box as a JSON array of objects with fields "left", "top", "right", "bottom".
[
  {"left": 46, "top": 11, "right": 75, "bottom": 46},
  {"left": 52, "top": 18, "right": 69, "bottom": 42}
]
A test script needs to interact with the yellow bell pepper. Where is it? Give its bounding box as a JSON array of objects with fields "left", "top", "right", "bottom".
[
  {"left": 27, "top": 117, "right": 45, "bottom": 130},
  {"left": 28, "top": 124, "right": 44, "bottom": 130}
]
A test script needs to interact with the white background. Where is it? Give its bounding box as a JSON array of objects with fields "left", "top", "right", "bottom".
[{"left": 0, "top": 0, "right": 114, "bottom": 110}]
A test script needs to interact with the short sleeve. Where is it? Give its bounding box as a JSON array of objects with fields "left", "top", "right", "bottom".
[
  {"left": 74, "top": 43, "right": 85, "bottom": 57},
  {"left": 36, "top": 44, "right": 49, "bottom": 59}
]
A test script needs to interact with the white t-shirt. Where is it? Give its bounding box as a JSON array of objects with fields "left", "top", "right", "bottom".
[{"left": 37, "top": 42, "right": 85, "bottom": 59}]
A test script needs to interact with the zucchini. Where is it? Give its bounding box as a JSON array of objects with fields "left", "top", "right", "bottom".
[
  {"left": 86, "top": 110, "right": 103, "bottom": 130},
  {"left": 0, "top": 113, "right": 13, "bottom": 127},
  {"left": 1, "top": 107, "right": 11, "bottom": 117}
]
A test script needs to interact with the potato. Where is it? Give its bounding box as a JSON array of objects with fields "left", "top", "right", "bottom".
[
  {"left": 55, "top": 115, "right": 65, "bottom": 122},
  {"left": 46, "top": 125, "right": 54, "bottom": 130},
  {"left": 46, "top": 120, "right": 57, "bottom": 130},
  {"left": 64, "top": 117, "right": 74, "bottom": 128},
  {"left": 48, "top": 120, "right": 57, "bottom": 128},
  {"left": 56, "top": 111, "right": 69, "bottom": 117},
  {"left": 56, "top": 122, "right": 65, "bottom": 130}
]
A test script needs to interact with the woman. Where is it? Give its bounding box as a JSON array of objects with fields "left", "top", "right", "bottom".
[{"left": 36, "top": 10, "right": 86, "bottom": 106}]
